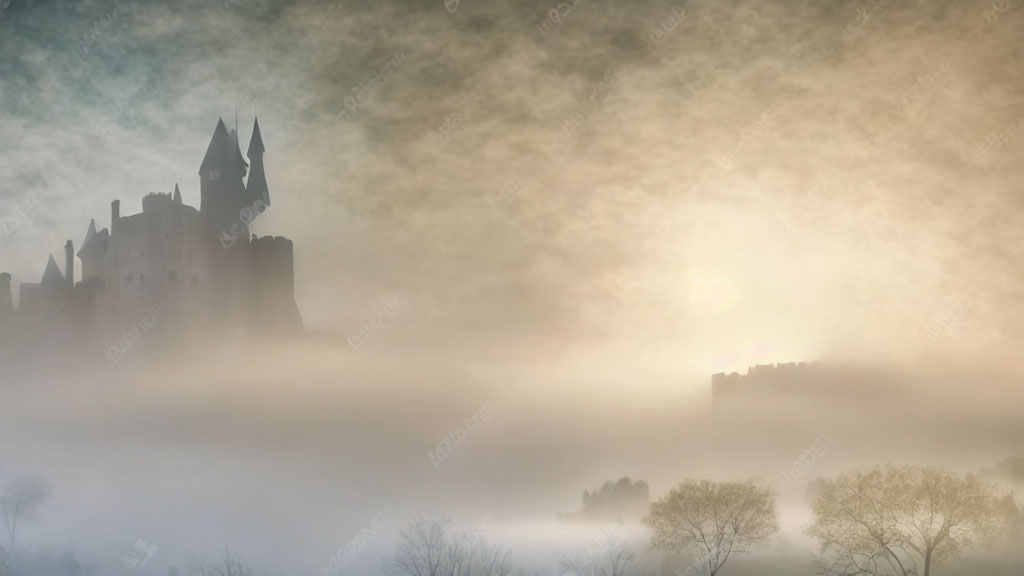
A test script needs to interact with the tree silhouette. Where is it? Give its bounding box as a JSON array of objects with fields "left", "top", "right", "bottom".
[
  {"left": 562, "top": 477, "right": 650, "bottom": 522},
  {"left": 644, "top": 480, "right": 777, "bottom": 576},
  {"left": 0, "top": 475, "right": 51, "bottom": 555},
  {"left": 385, "top": 517, "right": 511, "bottom": 576},
  {"left": 809, "top": 465, "right": 1000, "bottom": 576},
  {"left": 191, "top": 548, "right": 250, "bottom": 576}
]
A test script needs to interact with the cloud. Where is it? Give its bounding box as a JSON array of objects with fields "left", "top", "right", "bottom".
[{"left": 0, "top": 0, "right": 1022, "bottom": 365}]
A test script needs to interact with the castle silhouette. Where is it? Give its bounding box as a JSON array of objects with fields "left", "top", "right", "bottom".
[
  {"left": 0, "top": 117, "right": 303, "bottom": 361},
  {"left": 711, "top": 361, "right": 901, "bottom": 412}
]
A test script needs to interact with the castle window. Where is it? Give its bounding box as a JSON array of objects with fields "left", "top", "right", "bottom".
[{"left": 210, "top": 169, "right": 221, "bottom": 181}]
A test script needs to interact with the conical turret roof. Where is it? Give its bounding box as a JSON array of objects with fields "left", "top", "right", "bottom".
[
  {"left": 82, "top": 219, "right": 97, "bottom": 246},
  {"left": 199, "top": 118, "right": 248, "bottom": 178},
  {"left": 41, "top": 254, "right": 64, "bottom": 286},
  {"left": 245, "top": 116, "right": 270, "bottom": 206},
  {"left": 248, "top": 116, "right": 265, "bottom": 157},
  {"left": 78, "top": 219, "right": 107, "bottom": 258}
]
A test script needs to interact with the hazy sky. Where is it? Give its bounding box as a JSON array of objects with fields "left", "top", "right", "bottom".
[
  {"left": 3, "top": 1, "right": 1024, "bottom": 573},
  {"left": 2, "top": 0, "right": 1024, "bottom": 377}
]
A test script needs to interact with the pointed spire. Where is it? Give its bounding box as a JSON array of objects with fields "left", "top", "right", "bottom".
[
  {"left": 41, "top": 254, "right": 64, "bottom": 286},
  {"left": 248, "top": 116, "right": 265, "bottom": 157},
  {"left": 173, "top": 183, "right": 182, "bottom": 204},
  {"left": 200, "top": 118, "right": 232, "bottom": 176},
  {"left": 246, "top": 116, "right": 270, "bottom": 207},
  {"left": 83, "top": 219, "right": 97, "bottom": 245},
  {"left": 77, "top": 219, "right": 98, "bottom": 257},
  {"left": 199, "top": 118, "right": 248, "bottom": 178}
]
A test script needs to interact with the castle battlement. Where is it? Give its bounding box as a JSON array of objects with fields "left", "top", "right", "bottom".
[
  {"left": 712, "top": 361, "right": 822, "bottom": 383},
  {"left": 712, "top": 361, "right": 825, "bottom": 411},
  {"left": 252, "top": 235, "right": 293, "bottom": 251},
  {"left": 141, "top": 191, "right": 176, "bottom": 213},
  {"left": 710, "top": 361, "right": 900, "bottom": 412}
]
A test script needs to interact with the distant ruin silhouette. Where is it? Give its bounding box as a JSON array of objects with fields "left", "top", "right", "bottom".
[
  {"left": 711, "top": 361, "right": 900, "bottom": 413},
  {"left": 0, "top": 117, "right": 303, "bottom": 363}
]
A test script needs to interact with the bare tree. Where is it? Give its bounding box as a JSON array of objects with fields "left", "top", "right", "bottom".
[
  {"left": 191, "top": 548, "right": 250, "bottom": 576},
  {"left": 386, "top": 517, "right": 512, "bottom": 576},
  {"left": 0, "top": 475, "right": 51, "bottom": 555},
  {"left": 643, "top": 480, "right": 778, "bottom": 576},
  {"left": 995, "top": 492, "right": 1023, "bottom": 545},
  {"left": 599, "top": 547, "right": 635, "bottom": 576},
  {"left": 808, "top": 465, "right": 1000, "bottom": 576},
  {"left": 474, "top": 540, "right": 513, "bottom": 576},
  {"left": 558, "top": 528, "right": 635, "bottom": 576}
]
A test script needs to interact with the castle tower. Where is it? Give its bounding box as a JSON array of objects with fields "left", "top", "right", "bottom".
[
  {"left": 252, "top": 236, "right": 303, "bottom": 330},
  {"left": 0, "top": 272, "right": 12, "bottom": 322},
  {"left": 199, "top": 118, "right": 249, "bottom": 234},
  {"left": 77, "top": 219, "right": 109, "bottom": 283},
  {"left": 0, "top": 116, "right": 302, "bottom": 354},
  {"left": 17, "top": 254, "right": 74, "bottom": 347},
  {"left": 64, "top": 240, "right": 74, "bottom": 288},
  {"left": 0, "top": 272, "right": 12, "bottom": 352},
  {"left": 245, "top": 116, "right": 270, "bottom": 208},
  {"left": 199, "top": 118, "right": 256, "bottom": 334}
]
